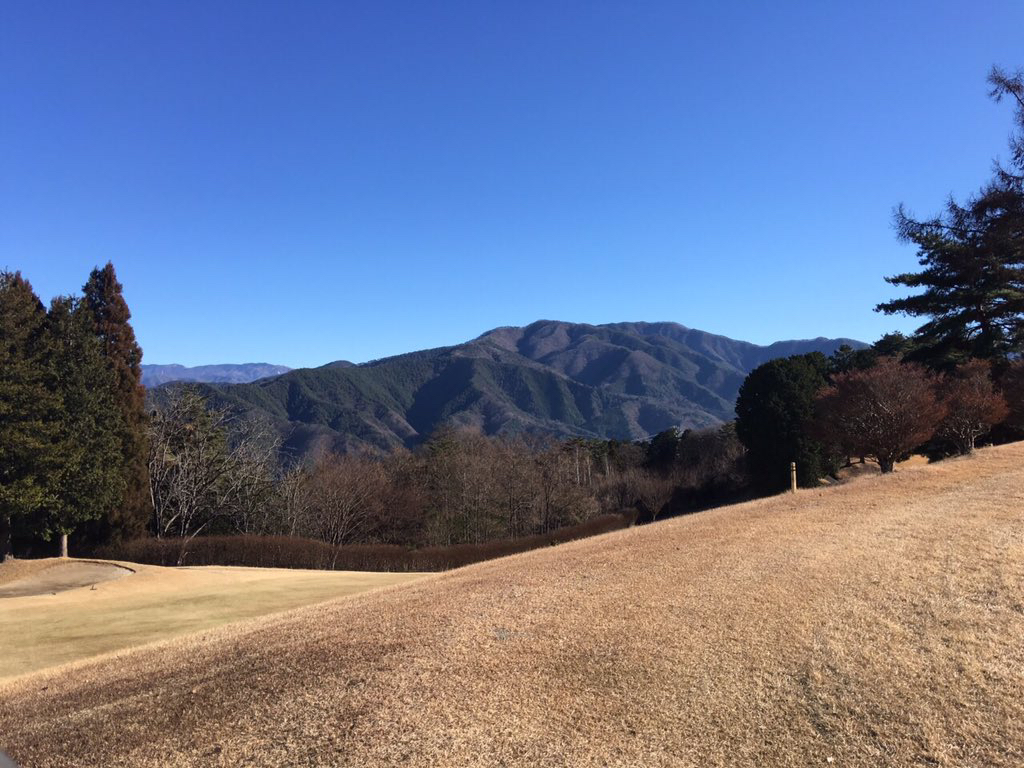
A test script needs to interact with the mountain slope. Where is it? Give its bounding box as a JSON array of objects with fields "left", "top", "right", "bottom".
[
  {"left": 176, "top": 321, "right": 863, "bottom": 456},
  {"left": 3, "top": 445, "right": 1022, "bottom": 767},
  {"left": 141, "top": 363, "right": 291, "bottom": 387}
]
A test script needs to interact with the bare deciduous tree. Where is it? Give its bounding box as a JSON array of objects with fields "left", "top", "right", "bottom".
[
  {"left": 299, "top": 453, "right": 386, "bottom": 566},
  {"left": 278, "top": 463, "right": 313, "bottom": 537},
  {"left": 147, "top": 389, "right": 280, "bottom": 564},
  {"left": 226, "top": 418, "right": 281, "bottom": 534}
]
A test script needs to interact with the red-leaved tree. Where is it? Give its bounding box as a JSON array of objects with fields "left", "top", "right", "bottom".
[
  {"left": 937, "top": 360, "right": 1009, "bottom": 454},
  {"left": 814, "top": 357, "right": 945, "bottom": 473}
]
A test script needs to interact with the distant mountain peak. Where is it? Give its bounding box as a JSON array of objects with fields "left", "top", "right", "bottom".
[{"left": 158, "top": 320, "right": 865, "bottom": 458}]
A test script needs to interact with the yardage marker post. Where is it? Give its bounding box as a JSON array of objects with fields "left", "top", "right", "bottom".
[{"left": 790, "top": 462, "right": 797, "bottom": 493}]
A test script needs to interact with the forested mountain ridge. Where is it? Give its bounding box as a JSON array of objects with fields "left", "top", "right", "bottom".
[{"left": 168, "top": 320, "right": 863, "bottom": 458}]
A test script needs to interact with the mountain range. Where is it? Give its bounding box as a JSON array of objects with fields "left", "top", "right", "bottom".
[
  {"left": 156, "top": 321, "right": 864, "bottom": 458},
  {"left": 141, "top": 363, "right": 293, "bottom": 387}
]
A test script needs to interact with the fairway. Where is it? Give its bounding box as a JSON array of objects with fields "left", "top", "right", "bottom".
[{"left": 0, "top": 560, "right": 421, "bottom": 680}]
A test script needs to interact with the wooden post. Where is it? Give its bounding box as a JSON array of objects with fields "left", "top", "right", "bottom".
[{"left": 790, "top": 462, "right": 797, "bottom": 493}]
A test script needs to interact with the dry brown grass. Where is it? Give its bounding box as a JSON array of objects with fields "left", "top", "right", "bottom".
[{"left": 2, "top": 443, "right": 1023, "bottom": 767}]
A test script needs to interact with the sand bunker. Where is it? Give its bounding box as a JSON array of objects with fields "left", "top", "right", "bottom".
[{"left": 0, "top": 561, "right": 133, "bottom": 598}]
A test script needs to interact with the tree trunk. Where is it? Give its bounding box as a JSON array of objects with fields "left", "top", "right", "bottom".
[
  {"left": 60, "top": 533, "right": 69, "bottom": 558},
  {"left": 879, "top": 457, "right": 895, "bottom": 473},
  {"left": 0, "top": 514, "right": 12, "bottom": 562}
]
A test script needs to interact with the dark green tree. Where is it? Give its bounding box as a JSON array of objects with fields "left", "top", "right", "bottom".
[
  {"left": 645, "top": 428, "right": 680, "bottom": 471},
  {"left": 735, "top": 353, "right": 832, "bottom": 490},
  {"left": 44, "top": 297, "right": 125, "bottom": 557},
  {"left": 877, "top": 67, "right": 1024, "bottom": 368},
  {"left": 0, "top": 271, "right": 58, "bottom": 560},
  {"left": 82, "top": 262, "right": 150, "bottom": 540},
  {"left": 828, "top": 344, "right": 876, "bottom": 375},
  {"left": 829, "top": 334, "right": 913, "bottom": 376},
  {"left": 870, "top": 331, "right": 913, "bottom": 359}
]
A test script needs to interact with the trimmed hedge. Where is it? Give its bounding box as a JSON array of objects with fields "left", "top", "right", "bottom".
[{"left": 98, "top": 512, "right": 636, "bottom": 572}]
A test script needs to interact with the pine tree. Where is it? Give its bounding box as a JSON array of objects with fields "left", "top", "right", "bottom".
[
  {"left": 45, "top": 297, "right": 125, "bottom": 557},
  {"left": 81, "top": 263, "right": 150, "bottom": 540},
  {"left": 0, "top": 271, "right": 57, "bottom": 560},
  {"left": 877, "top": 67, "right": 1024, "bottom": 367}
]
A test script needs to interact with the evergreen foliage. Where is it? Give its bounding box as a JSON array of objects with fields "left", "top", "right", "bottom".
[
  {"left": 0, "top": 272, "right": 58, "bottom": 560},
  {"left": 1004, "top": 361, "right": 1024, "bottom": 429},
  {"left": 44, "top": 297, "right": 126, "bottom": 553},
  {"left": 82, "top": 262, "right": 150, "bottom": 540},
  {"left": 734, "top": 353, "right": 832, "bottom": 490},
  {"left": 877, "top": 68, "right": 1024, "bottom": 367}
]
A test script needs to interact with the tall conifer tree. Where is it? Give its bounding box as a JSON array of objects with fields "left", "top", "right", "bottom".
[
  {"left": 45, "top": 297, "right": 125, "bottom": 556},
  {"left": 82, "top": 263, "right": 150, "bottom": 540},
  {"left": 0, "top": 271, "right": 57, "bottom": 560}
]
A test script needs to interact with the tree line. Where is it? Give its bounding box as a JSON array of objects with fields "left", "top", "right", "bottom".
[
  {"left": 736, "top": 346, "right": 1023, "bottom": 491},
  {"left": 141, "top": 386, "right": 748, "bottom": 565}
]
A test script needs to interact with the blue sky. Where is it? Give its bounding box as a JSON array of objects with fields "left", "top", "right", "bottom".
[{"left": 3, "top": 2, "right": 1023, "bottom": 367}]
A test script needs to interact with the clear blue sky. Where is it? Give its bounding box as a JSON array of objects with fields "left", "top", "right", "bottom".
[{"left": 3, "top": 2, "right": 1022, "bottom": 367}]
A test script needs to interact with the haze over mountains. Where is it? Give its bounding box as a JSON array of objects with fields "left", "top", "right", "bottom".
[
  {"left": 160, "top": 320, "right": 863, "bottom": 458},
  {"left": 141, "top": 363, "right": 292, "bottom": 387}
]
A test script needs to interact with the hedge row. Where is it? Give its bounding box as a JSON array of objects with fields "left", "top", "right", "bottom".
[{"left": 98, "top": 512, "right": 636, "bottom": 572}]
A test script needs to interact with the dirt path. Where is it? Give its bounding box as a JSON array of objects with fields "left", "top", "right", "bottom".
[{"left": 0, "top": 561, "right": 133, "bottom": 598}]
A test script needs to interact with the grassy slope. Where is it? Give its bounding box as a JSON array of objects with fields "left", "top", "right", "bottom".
[
  {"left": 0, "top": 563, "right": 420, "bottom": 681},
  {"left": 2, "top": 444, "right": 1022, "bottom": 767}
]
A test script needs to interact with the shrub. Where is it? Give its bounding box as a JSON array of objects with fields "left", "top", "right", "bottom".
[{"left": 96, "top": 512, "right": 635, "bottom": 572}]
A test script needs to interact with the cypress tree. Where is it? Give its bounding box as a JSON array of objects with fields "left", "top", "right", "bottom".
[
  {"left": 45, "top": 297, "right": 125, "bottom": 557},
  {"left": 81, "top": 263, "right": 150, "bottom": 540},
  {"left": 0, "top": 271, "right": 57, "bottom": 560}
]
